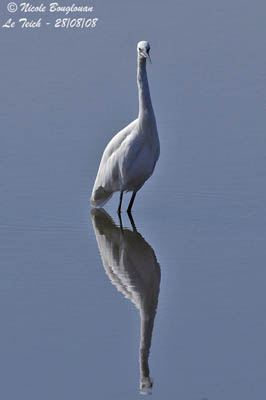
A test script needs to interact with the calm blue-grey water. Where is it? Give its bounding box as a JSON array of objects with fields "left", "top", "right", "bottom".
[{"left": 1, "top": 0, "right": 266, "bottom": 398}]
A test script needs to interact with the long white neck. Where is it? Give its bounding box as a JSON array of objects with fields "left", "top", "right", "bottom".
[
  {"left": 139, "top": 308, "right": 156, "bottom": 387},
  {"left": 137, "top": 57, "right": 154, "bottom": 120}
]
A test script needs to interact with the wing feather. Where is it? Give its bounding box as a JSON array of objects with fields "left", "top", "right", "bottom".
[{"left": 90, "top": 119, "right": 138, "bottom": 206}]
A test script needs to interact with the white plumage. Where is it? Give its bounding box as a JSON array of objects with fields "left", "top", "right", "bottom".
[
  {"left": 91, "top": 208, "right": 160, "bottom": 389},
  {"left": 90, "top": 41, "right": 160, "bottom": 213}
]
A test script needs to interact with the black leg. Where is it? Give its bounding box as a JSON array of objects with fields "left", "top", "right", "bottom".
[
  {"left": 118, "top": 212, "right": 125, "bottom": 234},
  {"left": 118, "top": 212, "right": 124, "bottom": 231},
  {"left": 127, "top": 191, "right": 136, "bottom": 214},
  {"left": 117, "top": 191, "right": 124, "bottom": 214},
  {"left": 128, "top": 211, "right": 137, "bottom": 232}
]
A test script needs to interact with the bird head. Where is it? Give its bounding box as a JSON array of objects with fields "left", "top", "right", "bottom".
[{"left": 137, "top": 41, "right": 151, "bottom": 63}]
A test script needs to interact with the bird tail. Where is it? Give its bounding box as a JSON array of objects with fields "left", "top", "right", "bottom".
[{"left": 90, "top": 185, "right": 113, "bottom": 208}]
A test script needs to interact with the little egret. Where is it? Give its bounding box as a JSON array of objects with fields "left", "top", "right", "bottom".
[
  {"left": 91, "top": 208, "right": 160, "bottom": 389},
  {"left": 90, "top": 40, "right": 160, "bottom": 214}
]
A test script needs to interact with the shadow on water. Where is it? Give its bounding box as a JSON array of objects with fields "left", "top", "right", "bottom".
[{"left": 90, "top": 208, "right": 161, "bottom": 393}]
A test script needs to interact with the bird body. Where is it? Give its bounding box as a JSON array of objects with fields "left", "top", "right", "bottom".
[
  {"left": 91, "top": 208, "right": 161, "bottom": 389},
  {"left": 90, "top": 41, "right": 160, "bottom": 213}
]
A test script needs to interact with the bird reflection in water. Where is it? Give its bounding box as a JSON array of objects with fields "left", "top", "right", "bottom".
[{"left": 90, "top": 208, "right": 161, "bottom": 392}]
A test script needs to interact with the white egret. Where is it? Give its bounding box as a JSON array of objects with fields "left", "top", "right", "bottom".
[
  {"left": 91, "top": 208, "right": 161, "bottom": 390},
  {"left": 90, "top": 41, "right": 160, "bottom": 214}
]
